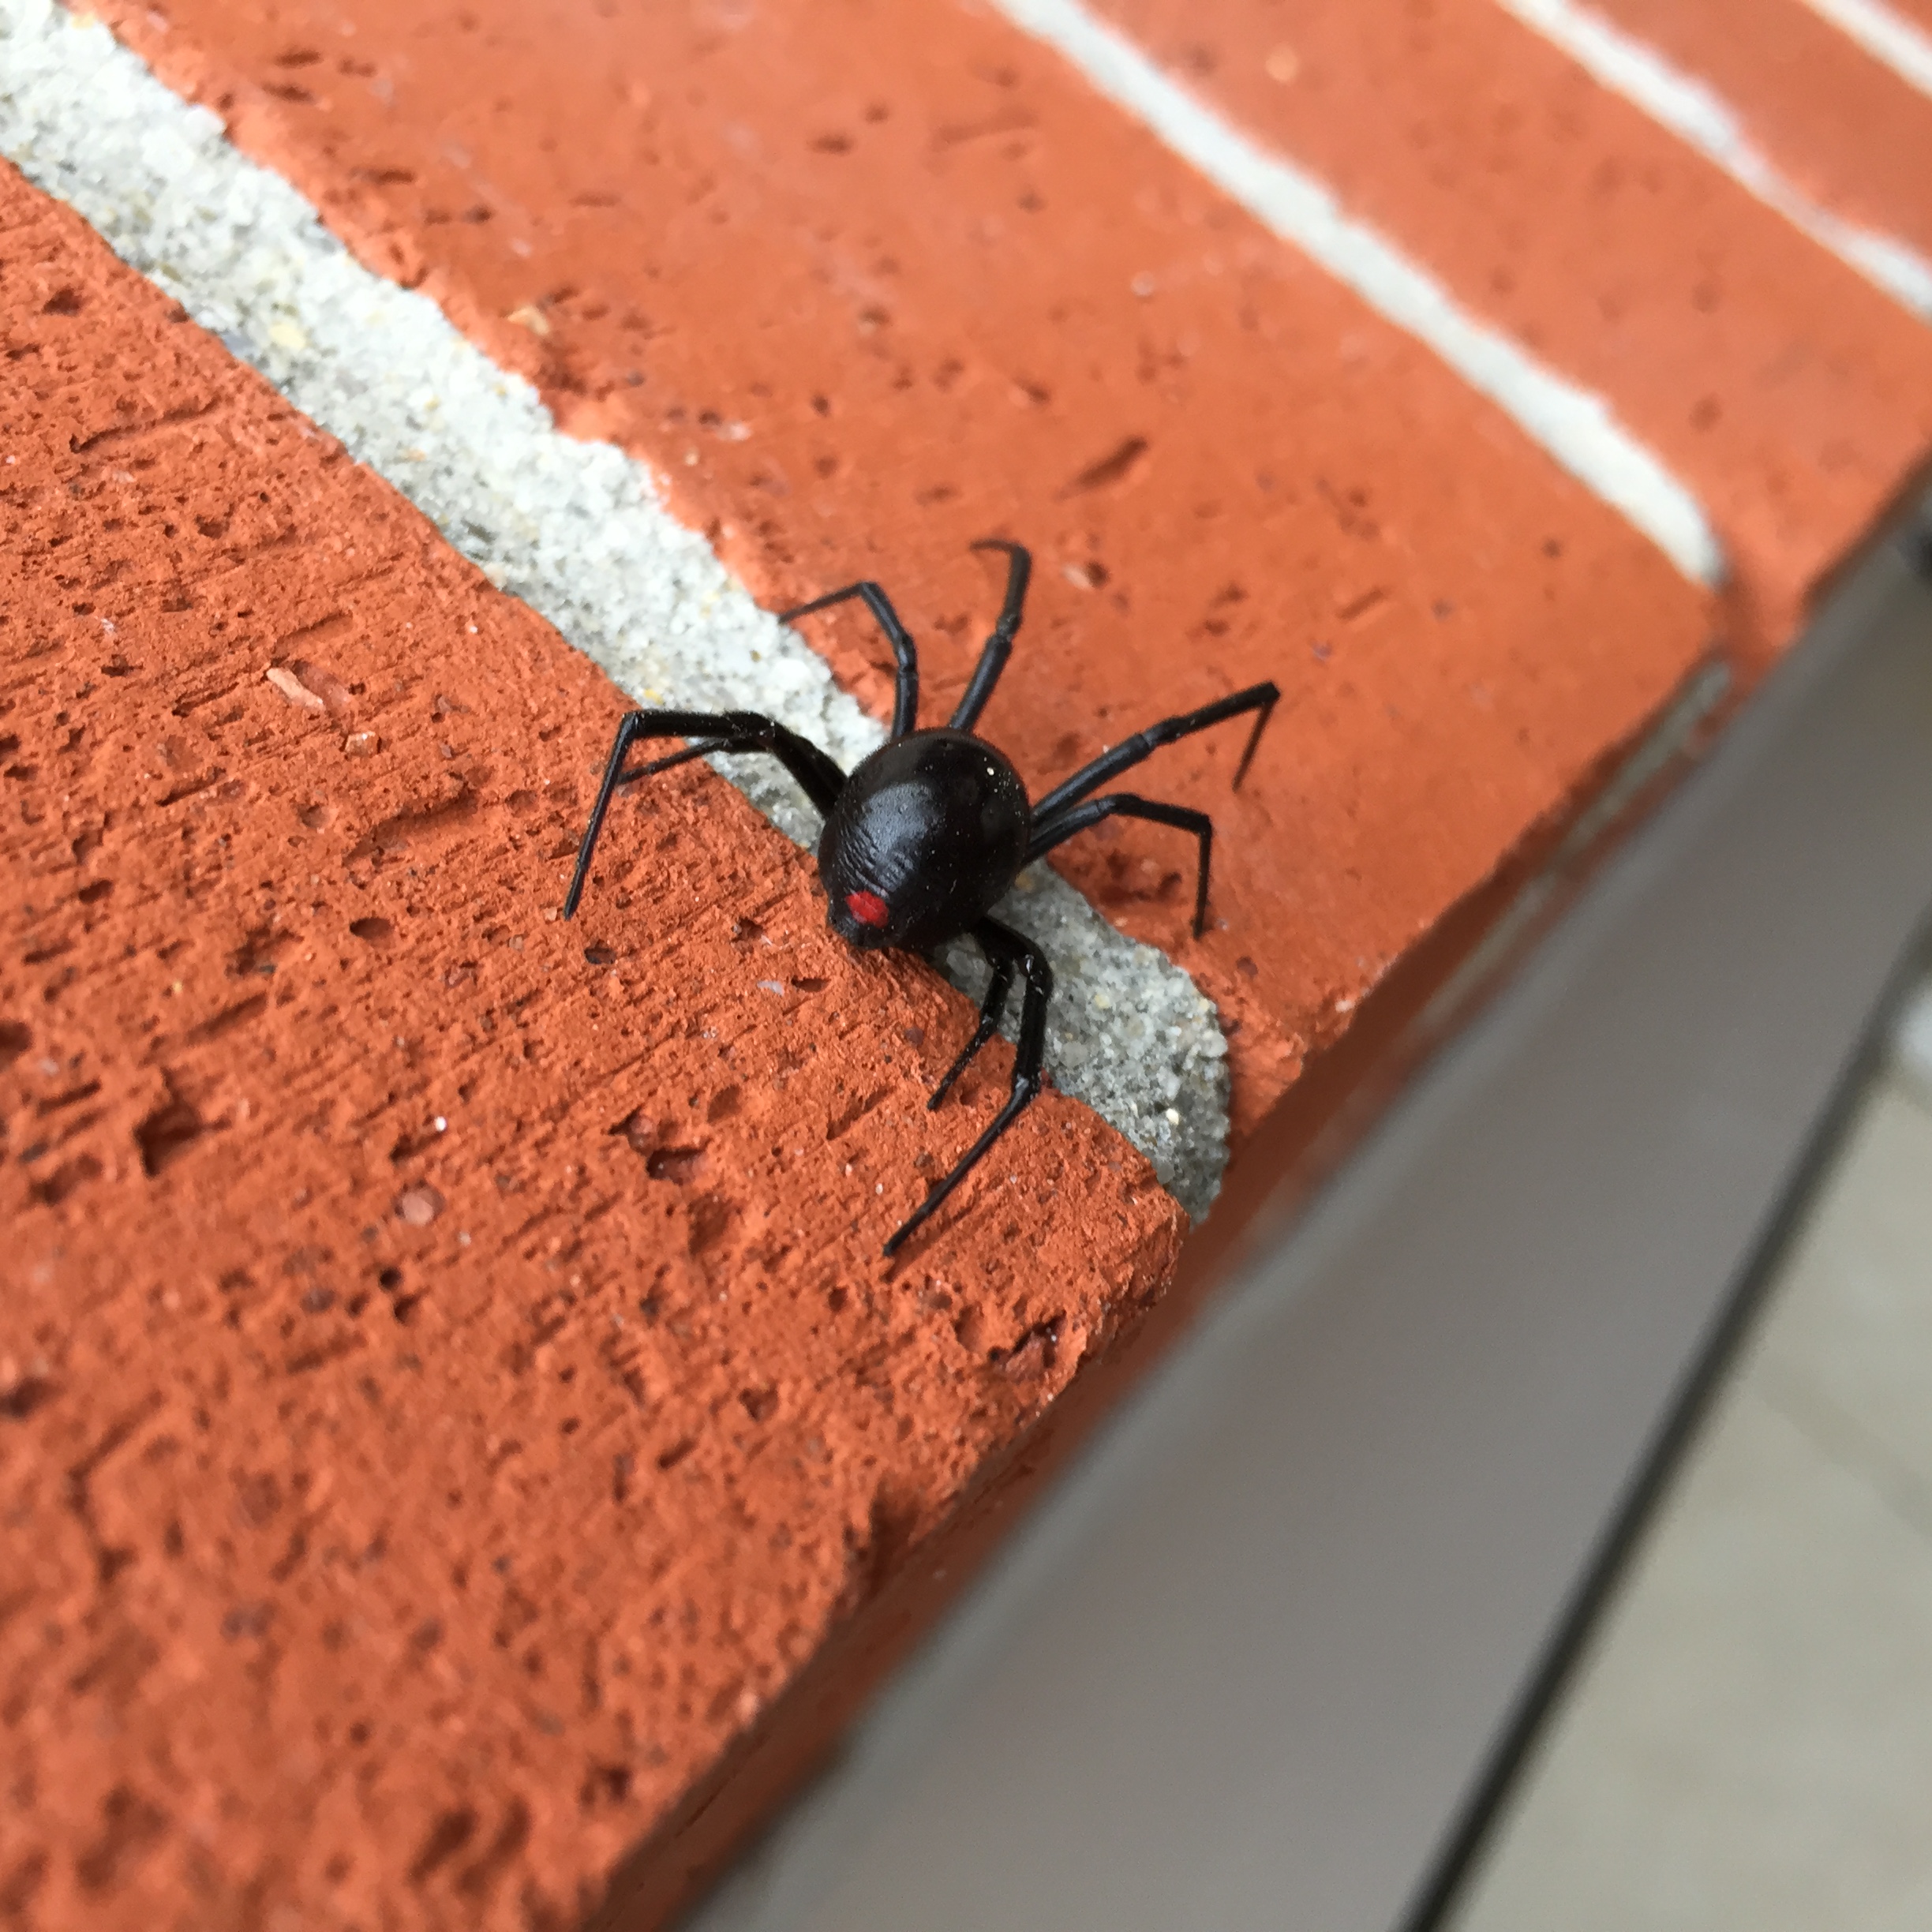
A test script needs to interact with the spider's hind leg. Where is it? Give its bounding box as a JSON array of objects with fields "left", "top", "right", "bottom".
[
  {"left": 927, "top": 949, "right": 1017, "bottom": 1111},
  {"left": 886, "top": 916, "right": 1051, "bottom": 1257},
  {"left": 1029, "top": 792, "right": 1215, "bottom": 937}
]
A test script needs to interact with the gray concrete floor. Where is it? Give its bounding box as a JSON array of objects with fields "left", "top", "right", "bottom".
[{"left": 1450, "top": 978, "right": 1932, "bottom": 1932}]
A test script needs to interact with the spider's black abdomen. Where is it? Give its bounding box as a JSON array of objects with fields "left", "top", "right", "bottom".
[
  {"left": 563, "top": 537, "right": 1278, "bottom": 1257},
  {"left": 818, "top": 728, "right": 1029, "bottom": 952}
]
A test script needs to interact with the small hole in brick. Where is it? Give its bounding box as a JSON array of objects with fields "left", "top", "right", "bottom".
[
  {"left": 32, "top": 1155, "right": 102, "bottom": 1205},
  {"left": 74, "top": 1785, "right": 167, "bottom": 1893},
  {"left": 645, "top": 1144, "right": 706, "bottom": 1184},
  {"left": 583, "top": 945, "right": 616, "bottom": 966},
  {"left": 77, "top": 879, "right": 114, "bottom": 904},
  {"left": 408, "top": 1807, "right": 476, "bottom": 1883},
  {"left": 739, "top": 1385, "right": 778, "bottom": 1424},
  {"left": 0, "top": 1373, "right": 58, "bottom": 1421},
  {"left": 378, "top": 1267, "right": 403, "bottom": 1291},
  {"left": 135, "top": 1095, "right": 204, "bottom": 1176},
  {"left": 584, "top": 1763, "right": 632, "bottom": 1807},
  {"left": 349, "top": 916, "right": 394, "bottom": 945}
]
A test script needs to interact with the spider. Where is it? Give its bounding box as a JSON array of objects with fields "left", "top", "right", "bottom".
[{"left": 563, "top": 540, "right": 1279, "bottom": 1256}]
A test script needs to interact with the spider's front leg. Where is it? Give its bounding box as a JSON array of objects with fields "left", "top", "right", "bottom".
[
  {"left": 886, "top": 916, "right": 1052, "bottom": 1257},
  {"left": 561, "top": 708, "right": 845, "bottom": 918}
]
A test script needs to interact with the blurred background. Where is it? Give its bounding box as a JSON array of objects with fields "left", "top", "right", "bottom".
[
  {"left": 691, "top": 532, "right": 1932, "bottom": 1931},
  {"left": 1449, "top": 963, "right": 1932, "bottom": 1932}
]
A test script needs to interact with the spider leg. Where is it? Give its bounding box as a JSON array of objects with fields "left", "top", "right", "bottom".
[
  {"left": 562, "top": 708, "right": 845, "bottom": 919},
  {"left": 613, "top": 738, "right": 729, "bottom": 781},
  {"left": 1030, "top": 792, "right": 1215, "bottom": 938},
  {"left": 948, "top": 540, "right": 1032, "bottom": 732},
  {"left": 1032, "top": 680, "right": 1280, "bottom": 820},
  {"left": 779, "top": 579, "right": 920, "bottom": 739},
  {"left": 927, "top": 949, "right": 1017, "bottom": 1110},
  {"left": 885, "top": 916, "right": 1051, "bottom": 1257}
]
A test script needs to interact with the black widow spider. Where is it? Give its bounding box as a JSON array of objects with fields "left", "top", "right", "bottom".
[{"left": 563, "top": 540, "right": 1279, "bottom": 1256}]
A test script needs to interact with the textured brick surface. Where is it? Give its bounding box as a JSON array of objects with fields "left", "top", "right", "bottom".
[
  {"left": 0, "top": 170, "right": 1182, "bottom": 1931},
  {"left": 91, "top": 0, "right": 1717, "bottom": 1142},
  {"left": 1595, "top": 0, "right": 1932, "bottom": 256},
  {"left": 1091, "top": 0, "right": 1932, "bottom": 653},
  {"left": 32, "top": 0, "right": 1932, "bottom": 1921}
]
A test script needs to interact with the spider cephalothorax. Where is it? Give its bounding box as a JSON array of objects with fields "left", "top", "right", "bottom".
[{"left": 563, "top": 541, "right": 1277, "bottom": 1256}]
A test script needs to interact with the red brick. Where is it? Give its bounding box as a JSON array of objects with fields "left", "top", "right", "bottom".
[
  {"left": 1595, "top": 0, "right": 1932, "bottom": 256},
  {"left": 95, "top": 0, "right": 1716, "bottom": 1141},
  {"left": 0, "top": 167, "right": 1181, "bottom": 1932},
  {"left": 1088, "top": 0, "right": 1932, "bottom": 655}
]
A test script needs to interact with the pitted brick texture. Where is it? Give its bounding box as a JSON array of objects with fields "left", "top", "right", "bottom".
[{"left": 0, "top": 171, "right": 1181, "bottom": 1932}]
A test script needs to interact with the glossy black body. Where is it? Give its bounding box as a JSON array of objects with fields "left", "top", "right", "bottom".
[
  {"left": 820, "top": 731, "right": 1029, "bottom": 952},
  {"left": 560, "top": 539, "right": 1279, "bottom": 1256}
]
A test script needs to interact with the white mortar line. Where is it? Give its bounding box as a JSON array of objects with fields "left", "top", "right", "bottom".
[
  {"left": 1799, "top": 0, "right": 1932, "bottom": 103},
  {"left": 990, "top": 0, "right": 1724, "bottom": 589},
  {"left": 1494, "top": 0, "right": 1932, "bottom": 320},
  {"left": 0, "top": 0, "right": 1232, "bottom": 1218}
]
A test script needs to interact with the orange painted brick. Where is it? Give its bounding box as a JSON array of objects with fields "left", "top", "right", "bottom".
[
  {"left": 1090, "top": 0, "right": 1932, "bottom": 654},
  {"left": 95, "top": 0, "right": 1715, "bottom": 1144},
  {"left": 0, "top": 167, "right": 1183, "bottom": 1931},
  {"left": 1594, "top": 0, "right": 1932, "bottom": 258}
]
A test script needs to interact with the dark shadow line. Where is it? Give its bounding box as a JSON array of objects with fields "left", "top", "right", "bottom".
[{"left": 1399, "top": 901, "right": 1932, "bottom": 1932}]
